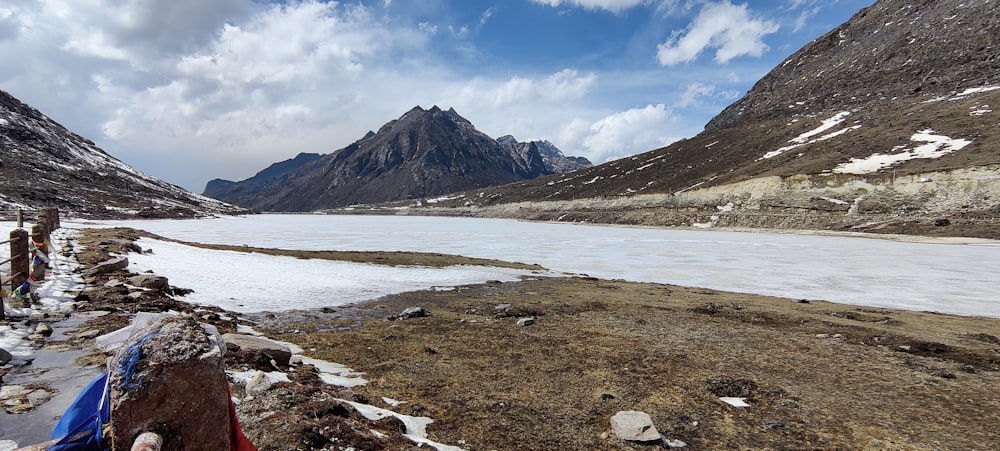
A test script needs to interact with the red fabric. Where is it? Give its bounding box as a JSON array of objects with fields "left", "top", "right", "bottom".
[{"left": 227, "top": 384, "right": 258, "bottom": 451}]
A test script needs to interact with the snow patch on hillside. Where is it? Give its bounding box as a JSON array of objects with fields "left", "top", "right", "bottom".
[
  {"left": 833, "top": 129, "right": 972, "bottom": 174},
  {"left": 761, "top": 111, "right": 860, "bottom": 160}
]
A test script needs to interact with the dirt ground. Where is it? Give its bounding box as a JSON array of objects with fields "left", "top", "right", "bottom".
[{"left": 57, "top": 227, "right": 1000, "bottom": 450}]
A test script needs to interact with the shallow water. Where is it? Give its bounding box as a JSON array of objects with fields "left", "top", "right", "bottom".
[{"left": 0, "top": 312, "right": 105, "bottom": 447}]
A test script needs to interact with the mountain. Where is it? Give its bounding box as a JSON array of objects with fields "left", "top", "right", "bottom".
[
  {"left": 204, "top": 106, "right": 590, "bottom": 211},
  {"left": 0, "top": 89, "right": 247, "bottom": 219},
  {"left": 497, "top": 135, "right": 592, "bottom": 174},
  {"left": 413, "top": 0, "right": 1000, "bottom": 239},
  {"left": 202, "top": 152, "right": 322, "bottom": 209}
]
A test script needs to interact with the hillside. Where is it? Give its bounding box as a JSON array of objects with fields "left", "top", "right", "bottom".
[
  {"left": 378, "top": 0, "right": 999, "bottom": 239},
  {"left": 203, "top": 106, "right": 592, "bottom": 212},
  {"left": 0, "top": 89, "right": 247, "bottom": 219}
]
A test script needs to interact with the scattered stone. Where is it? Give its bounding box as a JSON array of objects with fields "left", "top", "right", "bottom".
[
  {"left": 222, "top": 333, "right": 293, "bottom": 367},
  {"left": 516, "top": 317, "right": 535, "bottom": 327},
  {"left": 105, "top": 279, "right": 124, "bottom": 288},
  {"left": 0, "top": 348, "right": 12, "bottom": 365},
  {"left": 610, "top": 410, "right": 661, "bottom": 443},
  {"left": 244, "top": 371, "right": 273, "bottom": 394},
  {"left": 934, "top": 218, "right": 951, "bottom": 227},
  {"left": 35, "top": 323, "right": 54, "bottom": 337},
  {"left": 495, "top": 303, "right": 512, "bottom": 313},
  {"left": 82, "top": 256, "right": 129, "bottom": 276},
  {"left": 128, "top": 274, "right": 169, "bottom": 290},
  {"left": 74, "top": 329, "right": 104, "bottom": 340},
  {"left": 665, "top": 438, "right": 688, "bottom": 448},
  {"left": 127, "top": 291, "right": 144, "bottom": 300},
  {"left": 390, "top": 307, "right": 430, "bottom": 320}
]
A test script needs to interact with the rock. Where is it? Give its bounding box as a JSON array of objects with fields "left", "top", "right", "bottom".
[
  {"left": 128, "top": 274, "right": 169, "bottom": 290},
  {"left": 391, "top": 307, "right": 430, "bottom": 320},
  {"left": 244, "top": 371, "right": 273, "bottom": 394},
  {"left": 934, "top": 218, "right": 951, "bottom": 226},
  {"left": 666, "top": 438, "right": 688, "bottom": 448},
  {"left": 75, "top": 329, "right": 103, "bottom": 340},
  {"left": 610, "top": 410, "right": 661, "bottom": 442},
  {"left": 35, "top": 323, "right": 54, "bottom": 337},
  {"left": 108, "top": 317, "right": 233, "bottom": 450},
  {"left": 0, "top": 348, "right": 11, "bottom": 365},
  {"left": 105, "top": 279, "right": 124, "bottom": 288},
  {"left": 516, "top": 317, "right": 535, "bottom": 327},
  {"left": 82, "top": 256, "right": 129, "bottom": 276},
  {"left": 222, "top": 333, "right": 293, "bottom": 367}
]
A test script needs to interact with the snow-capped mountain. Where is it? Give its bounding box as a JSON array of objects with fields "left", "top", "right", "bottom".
[
  {"left": 0, "top": 89, "right": 247, "bottom": 218},
  {"left": 421, "top": 0, "right": 999, "bottom": 238}
]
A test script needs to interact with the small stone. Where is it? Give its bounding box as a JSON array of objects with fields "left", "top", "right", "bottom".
[
  {"left": 244, "top": 372, "right": 273, "bottom": 394},
  {"left": 75, "top": 329, "right": 103, "bottom": 340},
  {"left": 516, "top": 317, "right": 535, "bottom": 327},
  {"left": 35, "top": 323, "right": 54, "bottom": 337},
  {"left": 610, "top": 410, "right": 661, "bottom": 442},
  {"left": 128, "top": 274, "right": 169, "bottom": 290},
  {"left": 128, "top": 291, "right": 144, "bottom": 300},
  {"left": 392, "top": 307, "right": 430, "bottom": 320},
  {"left": 666, "top": 438, "right": 688, "bottom": 448},
  {"left": 0, "top": 348, "right": 12, "bottom": 365},
  {"left": 104, "top": 279, "right": 124, "bottom": 288},
  {"left": 222, "top": 333, "right": 293, "bottom": 367}
]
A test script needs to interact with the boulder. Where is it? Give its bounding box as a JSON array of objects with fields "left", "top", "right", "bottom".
[
  {"left": 128, "top": 275, "right": 169, "bottom": 290},
  {"left": 222, "top": 333, "right": 293, "bottom": 367},
  {"left": 108, "top": 317, "right": 233, "bottom": 450},
  {"left": 82, "top": 256, "right": 129, "bottom": 277},
  {"left": 610, "top": 410, "right": 661, "bottom": 442}
]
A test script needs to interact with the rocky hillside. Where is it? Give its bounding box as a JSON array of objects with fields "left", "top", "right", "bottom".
[
  {"left": 0, "top": 89, "right": 247, "bottom": 219},
  {"left": 204, "top": 106, "right": 591, "bottom": 212},
  {"left": 391, "top": 0, "right": 999, "bottom": 239}
]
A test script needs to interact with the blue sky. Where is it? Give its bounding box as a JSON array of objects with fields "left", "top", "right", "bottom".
[{"left": 0, "top": 0, "right": 874, "bottom": 191}]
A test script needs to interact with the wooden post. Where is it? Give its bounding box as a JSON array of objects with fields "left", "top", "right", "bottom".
[
  {"left": 16, "top": 208, "right": 23, "bottom": 228},
  {"left": 8, "top": 228, "right": 29, "bottom": 317}
]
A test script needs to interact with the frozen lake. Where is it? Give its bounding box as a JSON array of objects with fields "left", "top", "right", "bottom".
[{"left": 67, "top": 214, "right": 1000, "bottom": 317}]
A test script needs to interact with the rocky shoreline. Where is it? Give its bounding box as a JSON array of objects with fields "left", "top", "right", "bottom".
[{"left": 4, "top": 226, "right": 1000, "bottom": 449}]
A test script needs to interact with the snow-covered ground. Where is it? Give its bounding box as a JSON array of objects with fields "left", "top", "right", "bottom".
[{"left": 58, "top": 214, "right": 1000, "bottom": 318}]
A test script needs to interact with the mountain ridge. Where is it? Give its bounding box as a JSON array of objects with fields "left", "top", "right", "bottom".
[{"left": 203, "top": 106, "right": 592, "bottom": 211}]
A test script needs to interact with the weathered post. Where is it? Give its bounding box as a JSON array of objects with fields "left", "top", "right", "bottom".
[
  {"left": 8, "top": 228, "right": 29, "bottom": 315},
  {"left": 16, "top": 209, "right": 23, "bottom": 228}
]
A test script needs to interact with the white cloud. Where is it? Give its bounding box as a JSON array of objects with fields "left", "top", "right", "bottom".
[
  {"left": 657, "top": 1, "right": 779, "bottom": 66},
  {"left": 530, "top": 0, "right": 650, "bottom": 14},
  {"left": 449, "top": 69, "right": 597, "bottom": 110},
  {"left": 565, "top": 104, "right": 676, "bottom": 162}
]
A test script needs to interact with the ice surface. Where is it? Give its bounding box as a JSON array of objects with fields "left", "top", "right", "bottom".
[{"left": 63, "top": 216, "right": 1000, "bottom": 317}]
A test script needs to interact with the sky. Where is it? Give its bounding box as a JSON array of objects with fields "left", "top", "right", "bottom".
[{"left": 0, "top": 0, "right": 874, "bottom": 192}]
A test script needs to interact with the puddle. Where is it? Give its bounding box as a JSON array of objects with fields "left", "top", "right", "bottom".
[{"left": 0, "top": 312, "right": 106, "bottom": 447}]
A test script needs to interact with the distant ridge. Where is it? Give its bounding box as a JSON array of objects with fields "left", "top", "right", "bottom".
[{"left": 203, "top": 106, "right": 591, "bottom": 211}]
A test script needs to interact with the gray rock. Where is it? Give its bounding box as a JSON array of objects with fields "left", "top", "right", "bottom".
[
  {"left": 35, "top": 323, "right": 54, "bottom": 337},
  {"left": 392, "top": 307, "right": 430, "bottom": 320},
  {"left": 516, "top": 317, "right": 535, "bottom": 327},
  {"left": 0, "top": 348, "right": 12, "bottom": 365},
  {"left": 244, "top": 372, "right": 272, "bottom": 394},
  {"left": 128, "top": 274, "right": 169, "bottom": 290},
  {"left": 610, "top": 410, "right": 661, "bottom": 442},
  {"left": 221, "top": 333, "right": 293, "bottom": 367},
  {"left": 83, "top": 256, "right": 129, "bottom": 277}
]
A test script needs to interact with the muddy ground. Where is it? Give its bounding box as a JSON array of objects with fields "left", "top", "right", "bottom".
[{"left": 38, "top": 227, "right": 1000, "bottom": 449}]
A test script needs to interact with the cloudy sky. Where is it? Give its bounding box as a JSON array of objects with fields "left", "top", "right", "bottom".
[{"left": 0, "top": 0, "right": 873, "bottom": 192}]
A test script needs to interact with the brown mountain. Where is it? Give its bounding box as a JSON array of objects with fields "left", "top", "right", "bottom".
[
  {"left": 410, "top": 0, "right": 999, "bottom": 239},
  {"left": 204, "top": 106, "right": 591, "bottom": 211},
  {"left": 0, "top": 89, "right": 246, "bottom": 219}
]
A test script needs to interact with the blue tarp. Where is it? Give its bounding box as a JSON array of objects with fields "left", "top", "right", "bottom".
[{"left": 49, "top": 372, "right": 109, "bottom": 451}]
